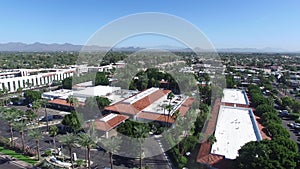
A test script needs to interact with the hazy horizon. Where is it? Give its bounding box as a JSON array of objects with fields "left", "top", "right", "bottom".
[{"left": 1, "top": 0, "right": 300, "bottom": 51}]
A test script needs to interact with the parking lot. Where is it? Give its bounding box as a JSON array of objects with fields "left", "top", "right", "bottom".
[{"left": 280, "top": 117, "right": 300, "bottom": 151}]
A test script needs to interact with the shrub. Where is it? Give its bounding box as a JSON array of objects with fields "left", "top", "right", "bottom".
[
  {"left": 255, "top": 104, "right": 276, "bottom": 116},
  {"left": 261, "top": 112, "right": 281, "bottom": 125},
  {"left": 289, "top": 113, "right": 300, "bottom": 120},
  {"left": 43, "top": 149, "right": 52, "bottom": 157},
  {"left": 179, "top": 156, "right": 188, "bottom": 168},
  {"left": 295, "top": 118, "right": 300, "bottom": 123},
  {"left": 266, "top": 122, "right": 290, "bottom": 139},
  {"left": 0, "top": 136, "right": 10, "bottom": 147},
  {"left": 179, "top": 156, "right": 187, "bottom": 163}
]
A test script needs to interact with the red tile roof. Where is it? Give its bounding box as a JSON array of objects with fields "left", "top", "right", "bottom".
[
  {"left": 197, "top": 98, "right": 270, "bottom": 168},
  {"left": 136, "top": 97, "right": 195, "bottom": 123},
  {"left": 48, "top": 99, "right": 84, "bottom": 107},
  {"left": 197, "top": 99, "right": 223, "bottom": 164},
  {"left": 105, "top": 89, "right": 171, "bottom": 115},
  {"left": 90, "top": 114, "right": 129, "bottom": 131},
  {"left": 137, "top": 112, "right": 175, "bottom": 123}
]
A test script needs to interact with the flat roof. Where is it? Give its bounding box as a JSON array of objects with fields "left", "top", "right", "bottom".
[
  {"left": 123, "top": 87, "right": 159, "bottom": 104},
  {"left": 105, "top": 89, "right": 170, "bottom": 115},
  {"left": 73, "top": 85, "right": 121, "bottom": 98},
  {"left": 42, "top": 89, "right": 73, "bottom": 99},
  {"left": 211, "top": 106, "right": 261, "bottom": 159},
  {"left": 221, "top": 88, "right": 249, "bottom": 105},
  {"left": 142, "top": 94, "right": 187, "bottom": 115}
]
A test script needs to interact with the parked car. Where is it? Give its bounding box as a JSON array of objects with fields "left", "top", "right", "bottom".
[
  {"left": 293, "top": 124, "right": 300, "bottom": 130},
  {"left": 287, "top": 122, "right": 295, "bottom": 128},
  {"left": 279, "top": 110, "right": 289, "bottom": 117},
  {"left": 53, "top": 115, "right": 63, "bottom": 120},
  {"left": 40, "top": 115, "right": 53, "bottom": 122}
]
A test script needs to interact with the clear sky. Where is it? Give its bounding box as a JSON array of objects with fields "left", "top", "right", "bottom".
[{"left": 0, "top": 0, "right": 299, "bottom": 50}]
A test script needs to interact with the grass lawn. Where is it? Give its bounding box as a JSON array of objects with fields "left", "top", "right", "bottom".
[{"left": 0, "top": 146, "right": 37, "bottom": 165}]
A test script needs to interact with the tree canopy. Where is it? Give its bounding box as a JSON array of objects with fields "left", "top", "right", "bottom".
[
  {"left": 236, "top": 140, "right": 299, "bottom": 169},
  {"left": 23, "top": 90, "right": 42, "bottom": 103}
]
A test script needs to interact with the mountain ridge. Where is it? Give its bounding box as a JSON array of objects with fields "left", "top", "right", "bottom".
[{"left": 0, "top": 42, "right": 297, "bottom": 53}]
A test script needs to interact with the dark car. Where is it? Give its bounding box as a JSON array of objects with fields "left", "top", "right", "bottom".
[{"left": 53, "top": 115, "right": 63, "bottom": 120}]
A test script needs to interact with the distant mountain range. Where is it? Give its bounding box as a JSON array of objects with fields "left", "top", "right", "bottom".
[{"left": 0, "top": 42, "right": 296, "bottom": 53}]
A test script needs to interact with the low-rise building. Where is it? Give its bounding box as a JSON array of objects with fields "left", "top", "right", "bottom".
[{"left": 104, "top": 87, "right": 195, "bottom": 125}]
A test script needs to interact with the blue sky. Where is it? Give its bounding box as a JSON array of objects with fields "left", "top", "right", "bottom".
[{"left": 0, "top": 0, "right": 299, "bottom": 50}]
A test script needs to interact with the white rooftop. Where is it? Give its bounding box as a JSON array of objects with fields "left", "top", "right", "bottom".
[
  {"left": 221, "top": 88, "right": 249, "bottom": 105},
  {"left": 100, "top": 113, "right": 117, "bottom": 122},
  {"left": 211, "top": 106, "right": 261, "bottom": 159},
  {"left": 123, "top": 87, "right": 159, "bottom": 104},
  {"left": 142, "top": 94, "right": 186, "bottom": 115},
  {"left": 74, "top": 81, "right": 93, "bottom": 87},
  {"left": 73, "top": 85, "right": 121, "bottom": 98},
  {"left": 42, "top": 89, "right": 73, "bottom": 99}
]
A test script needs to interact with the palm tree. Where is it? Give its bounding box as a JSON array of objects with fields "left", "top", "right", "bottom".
[
  {"left": 101, "top": 136, "right": 122, "bottom": 169},
  {"left": 165, "top": 104, "right": 174, "bottom": 126},
  {"left": 60, "top": 133, "right": 77, "bottom": 169},
  {"left": 40, "top": 99, "right": 49, "bottom": 131},
  {"left": 171, "top": 110, "right": 180, "bottom": 120},
  {"left": 167, "top": 92, "right": 175, "bottom": 127},
  {"left": 133, "top": 125, "right": 149, "bottom": 169},
  {"left": 66, "top": 96, "right": 79, "bottom": 110},
  {"left": 1, "top": 108, "right": 19, "bottom": 146},
  {"left": 28, "top": 128, "right": 43, "bottom": 161},
  {"left": 208, "top": 134, "right": 217, "bottom": 145},
  {"left": 16, "top": 87, "right": 23, "bottom": 98},
  {"left": 13, "top": 120, "right": 27, "bottom": 151},
  {"left": 25, "top": 109, "right": 37, "bottom": 124},
  {"left": 32, "top": 100, "right": 41, "bottom": 115},
  {"left": 0, "top": 87, "right": 9, "bottom": 105},
  {"left": 49, "top": 125, "right": 58, "bottom": 150},
  {"left": 78, "top": 128, "right": 98, "bottom": 169}
]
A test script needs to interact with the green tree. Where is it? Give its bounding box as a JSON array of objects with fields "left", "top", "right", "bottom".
[
  {"left": 60, "top": 133, "right": 77, "bottom": 168},
  {"left": 24, "top": 90, "right": 42, "bottom": 103},
  {"left": 1, "top": 108, "right": 19, "bottom": 146},
  {"left": 167, "top": 92, "right": 175, "bottom": 126},
  {"left": 49, "top": 125, "right": 58, "bottom": 150},
  {"left": 101, "top": 136, "right": 122, "bottom": 169},
  {"left": 13, "top": 120, "right": 27, "bottom": 151},
  {"left": 133, "top": 125, "right": 149, "bottom": 169},
  {"left": 273, "top": 137, "right": 298, "bottom": 153},
  {"left": 62, "top": 111, "right": 82, "bottom": 133},
  {"left": 28, "top": 128, "right": 43, "bottom": 161},
  {"left": 266, "top": 122, "right": 290, "bottom": 139},
  {"left": 255, "top": 104, "right": 276, "bottom": 116},
  {"left": 66, "top": 95, "right": 79, "bottom": 108},
  {"left": 32, "top": 100, "right": 41, "bottom": 114},
  {"left": 208, "top": 134, "right": 217, "bottom": 144},
  {"left": 95, "top": 96, "right": 111, "bottom": 109},
  {"left": 40, "top": 99, "right": 50, "bottom": 131},
  {"left": 25, "top": 109, "right": 37, "bottom": 124},
  {"left": 282, "top": 96, "right": 294, "bottom": 108},
  {"left": 236, "top": 140, "right": 299, "bottom": 169},
  {"left": 261, "top": 112, "right": 281, "bottom": 126},
  {"left": 62, "top": 77, "right": 73, "bottom": 89},
  {"left": 95, "top": 72, "right": 109, "bottom": 86},
  {"left": 78, "top": 128, "right": 98, "bottom": 169}
]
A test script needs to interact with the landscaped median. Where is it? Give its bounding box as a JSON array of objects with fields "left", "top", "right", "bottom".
[{"left": 0, "top": 146, "right": 36, "bottom": 166}]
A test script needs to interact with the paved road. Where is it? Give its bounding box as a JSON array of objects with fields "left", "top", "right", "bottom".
[
  {"left": 0, "top": 118, "right": 171, "bottom": 169},
  {"left": 0, "top": 156, "right": 29, "bottom": 169},
  {"left": 280, "top": 117, "right": 300, "bottom": 151}
]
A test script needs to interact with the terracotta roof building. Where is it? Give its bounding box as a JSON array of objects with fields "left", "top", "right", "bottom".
[
  {"left": 87, "top": 113, "right": 129, "bottom": 138},
  {"left": 104, "top": 87, "right": 195, "bottom": 124}
]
